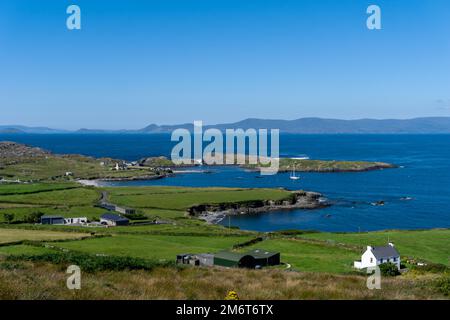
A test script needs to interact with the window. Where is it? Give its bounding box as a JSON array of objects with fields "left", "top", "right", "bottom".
[{"left": 370, "top": 258, "right": 373, "bottom": 263}]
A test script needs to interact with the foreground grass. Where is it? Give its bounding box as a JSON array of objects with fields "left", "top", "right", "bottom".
[
  {"left": 0, "top": 229, "right": 90, "bottom": 244},
  {"left": 297, "top": 229, "right": 450, "bottom": 265},
  {"left": 0, "top": 261, "right": 447, "bottom": 300}
]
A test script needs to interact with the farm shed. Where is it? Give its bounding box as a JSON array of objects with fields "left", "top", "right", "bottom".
[
  {"left": 213, "top": 251, "right": 256, "bottom": 268},
  {"left": 176, "top": 253, "right": 214, "bottom": 267},
  {"left": 40, "top": 215, "right": 65, "bottom": 225},
  {"left": 247, "top": 249, "right": 280, "bottom": 267},
  {"left": 100, "top": 213, "right": 129, "bottom": 226}
]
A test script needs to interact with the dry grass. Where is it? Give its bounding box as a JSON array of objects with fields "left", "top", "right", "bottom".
[
  {"left": 0, "top": 229, "right": 89, "bottom": 244},
  {"left": 0, "top": 261, "right": 446, "bottom": 300}
]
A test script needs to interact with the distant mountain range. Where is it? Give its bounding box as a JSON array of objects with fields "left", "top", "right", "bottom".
[{"left": 2, "top": 117, "right": 450, "bottom": 134}]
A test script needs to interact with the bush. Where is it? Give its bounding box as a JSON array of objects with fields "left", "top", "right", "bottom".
[
  {"left": 123, "top": 213, "right": 148, "bottom": 221},
  {"left": 379, "top": 263, "right": 400, "bottom": 276},
  {"left": 3, "top": 213, "right": 15, "bottom": 224},
  {"left": 412, "top": 263, "right": 449, "bottom": 274},
  {"left": 23, "top": 211, "right": 44, "bottom": 223},
  {"left": 435, "top": 276, "right": 450, "bottom": 296}
]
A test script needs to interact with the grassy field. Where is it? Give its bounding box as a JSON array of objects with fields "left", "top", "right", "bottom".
[
  {"left": 297, "top": 229, "right": 450, "bottom": 265},
  {"left": 106, "top": 186, "right": 291, "bottom": 210},
  {"left": 242, "top": 238, "right": 360, "bottom": 273},
  {"left": 0, "top": 187, "right": 100, "bottom": 206},
  {"left": 0, "top": 228, "right": 90, "bottom": 244},
  {"left": 43, "top": 234, "right": 254, "bottom": 260}
]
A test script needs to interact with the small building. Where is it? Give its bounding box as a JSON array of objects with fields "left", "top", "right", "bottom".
[
  {"left": 100, "top": 213, "right": 129, "bottom": 226},
  {"left": 65, "top": 171, "right": 73, "bottom": 176},
  {"left": 247, "top": 249, "right": 280, "bottom": 267},
  {"left": 115, "top": 206, "right": 136, "bottom": 215},
  {"left": 64, "top": 217, "right": 88, "bottom": 225},
  {"left": 41, "top": 215, "right": 65, "bottom": 225},
  {"left": 354, "top": 243, "right": 401, "bottom": 270},
  {"left": 98, "top": 203, "right": 116, "bottom": 211},
  {"left": 176, "top": 253, "right": 214, "bottom": 267}
]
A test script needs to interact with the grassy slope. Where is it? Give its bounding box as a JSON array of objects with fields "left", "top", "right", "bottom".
[
  {"left": 0, "top": 262, "right": 446, "bottom": 300},
  {"left": 297, "top": 229, "right": 450, "bottom": 265},
  {"left": 0, "top": 155, "right": 156, "bottom": 181},
  {"left": 0, "top": 187, "right": 100, "bottom": 206}
]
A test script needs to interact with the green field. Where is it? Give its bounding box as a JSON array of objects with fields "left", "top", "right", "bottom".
[
  {"left": 297, "top": 229, "right": 450, "bottom": 265},
  {"left": 37, "top": 234, "right": 253, "bottom": 261},
  {"left": 106, "top": 186, "right": 291, "bottom": 210},
  {"left": 242, "top": 238, "right": 360, "bottom": 273}
]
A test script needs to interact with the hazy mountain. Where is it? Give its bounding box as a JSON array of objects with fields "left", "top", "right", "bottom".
[
  {"left": 136, "top": 117, "right": 450, "bottom": 134},
  {"left": 2, "top": 117, "right": 450, "bottom": 134},
  {"left": 0, "top": 125, "right": 68, "bottom": 134}
]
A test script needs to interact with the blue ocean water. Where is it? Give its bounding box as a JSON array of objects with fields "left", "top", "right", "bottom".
[{"left": 1, "top": 133, "right": 449, "bottom": 232}]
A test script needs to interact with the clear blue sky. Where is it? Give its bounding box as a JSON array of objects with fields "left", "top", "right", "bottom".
[{"left": 0, "top": 0, "right": 449, "bottom": 130}]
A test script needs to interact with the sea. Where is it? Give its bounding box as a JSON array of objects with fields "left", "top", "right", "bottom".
[{"left": 1, "top": 133, "right": 449, "bottom": 232}]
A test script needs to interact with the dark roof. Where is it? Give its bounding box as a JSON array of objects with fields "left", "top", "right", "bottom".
[
  {"left": 100, "top": 213, "right": 129, "bottom": 222},
  {"left": 41, "top": 215, "right": 64, "bottom": 219},
  {"left": 246, "top": 249, "right": 279, "bottom": 259},
  {"left": 214, "top": 251, "right": 251, "bottom": 262},
  {"left": 371, "top": 245, "right": 400, "bottom": 259}
]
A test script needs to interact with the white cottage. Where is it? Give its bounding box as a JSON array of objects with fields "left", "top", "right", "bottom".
[{"left": 354, "top": 243, "right": 400, "bottom": 270}]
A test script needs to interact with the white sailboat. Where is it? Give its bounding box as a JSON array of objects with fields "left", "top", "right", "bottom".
[{"left": 290, "top": 164, "right": 300, "bottom": 180}]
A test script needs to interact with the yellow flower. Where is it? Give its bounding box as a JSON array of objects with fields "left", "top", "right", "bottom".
[{"left": 225, "top": 290, "right": 239, "bottom": 300}]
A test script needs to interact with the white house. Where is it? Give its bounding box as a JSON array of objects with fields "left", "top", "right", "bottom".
[
  {"left": 64, "top": 217, "right": 88, "bottom": 225},
  {"left": 354, "top": 243, "right": 400, "bottom": 270}
]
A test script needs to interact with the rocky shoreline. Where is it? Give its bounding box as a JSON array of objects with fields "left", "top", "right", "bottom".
[{"left": 188, "top": 190, "right": 329, "bottom": 224}]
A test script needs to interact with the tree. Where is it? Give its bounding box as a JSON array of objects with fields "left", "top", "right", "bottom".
[
  {"left": 24, "top": 211, "right": 44, "bottom": 224},
  {"left": 3, "top": 213, "right": 15, "bottom": 224}
]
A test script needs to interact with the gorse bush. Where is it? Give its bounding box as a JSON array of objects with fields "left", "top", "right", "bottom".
[
  {"left": 412, "top": 263, "right": 449, "bottom": 274},
  {"left": 379, "top": 263, "right": 400, "bottom": 276},
  {"left": 435, "top": 276, "right": 450, "bottom": 296},
  {"left": 7, "top": 251, "right": 174, "bottom": 272}
]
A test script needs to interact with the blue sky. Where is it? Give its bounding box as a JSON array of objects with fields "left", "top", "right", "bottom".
[{"left": 0, "top": 0, "right": 449, "bottom": 129}]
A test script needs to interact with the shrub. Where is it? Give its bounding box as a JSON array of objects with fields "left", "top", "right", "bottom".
[
  {"left": 379, "top": 263, "right": 400, "bottom": 276},
  {"left": 3, "top": 213, "right": 15, "bottom": 224},
  {"left": 435, "top": 276, "right": 450, "bottom": 296},
  {"left": 123, "top": 213, "right": 147, "bottom": 220},
  {"left": 412, "top": 263, "right": 449, "bottom": 274},
  {"left": 23, "top": 211, "right": 44, "bottom": 223}
]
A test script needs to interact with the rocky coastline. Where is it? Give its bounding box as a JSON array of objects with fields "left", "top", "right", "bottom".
[{"left": 188, "top": 190, "right": 329, "bottom": 224}]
